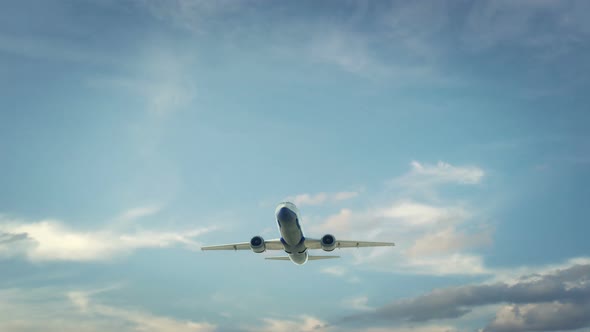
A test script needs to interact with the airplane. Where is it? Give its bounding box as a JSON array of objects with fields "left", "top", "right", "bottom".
[{"left": 201, "top": 201, "right": 395, "bottom": 265}]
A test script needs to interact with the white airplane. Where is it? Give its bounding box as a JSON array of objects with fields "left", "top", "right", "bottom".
[{"left": 201, "top": 202, "right": 395, "bottom": 265}]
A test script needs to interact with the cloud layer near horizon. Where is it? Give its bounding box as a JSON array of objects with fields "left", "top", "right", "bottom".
[{"left": 341, "top": 261, "right": 590, "bottom": 332}]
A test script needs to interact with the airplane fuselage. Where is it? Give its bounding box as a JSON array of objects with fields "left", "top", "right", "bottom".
[{"left": 275, "top": 202, "right": 308, "bottom": 264}]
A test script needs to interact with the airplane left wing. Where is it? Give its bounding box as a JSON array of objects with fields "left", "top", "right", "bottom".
[
  {"left": 201, "top": 239, "right": 284, "bottom": 251},
  {"left": 304, "top": 239, "right": 395, "bottom": 249}
]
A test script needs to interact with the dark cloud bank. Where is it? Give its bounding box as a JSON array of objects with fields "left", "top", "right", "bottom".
[{"left": 342, "top": 263, "right": 590, "bottom": 331}]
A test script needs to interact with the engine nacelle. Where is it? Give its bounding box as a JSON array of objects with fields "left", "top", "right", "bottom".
[
  {"left": 250, "top": 236, "right": 266, "bottom": 253},
  {"left": 321, "top": 234, "right": 336, "bottom": 252}
]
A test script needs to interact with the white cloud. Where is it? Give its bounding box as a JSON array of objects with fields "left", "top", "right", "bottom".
[
  {"left": 320, "top": 266, "right": 348, "bottom": 277},
  {"left": 400, "top": 253, "right": 490, "bottom": 276},
  {"left": 310, "top": 208, "right": 353, "bottom": 234},
  {"left": 343, "top": 296, "right": 373, "bottom": 311},
  {"left": 117, "top": 205, "right": 162, "bottom": 222},
  {"left": 395, "top": 161, "right": 485, "bottom": 188},
  {"left": 245, "top": 315, "right": 328, "bottom": 332},
  {"left": 68, "top": 291, "right": 216, "bottom": 332},
  {"left": 361, "top": 327, "right": 459, "bottom": 332},
  {"left": 286, "top": 191, "right": 359, "bottom": 207},
  {"left": 311, "top": 203, "right": 489, "bottom": 276},
  {"left": 375, "top": 201, "right": 468, "bottom": 227},
  {"left": 407, "top": 227, "right": 493, "bottom": 257},
  {"left": 0, "top": 286, "right": 214, "bottom": 332},
  {"left": 0, "top": 217, "right": 214, "bottom": 262},
  {"left": 320, "top": 266, "right": 360, "bottom": 283},
  {"left": 245, "top": 315, "right": 459, "bottom": 332}
]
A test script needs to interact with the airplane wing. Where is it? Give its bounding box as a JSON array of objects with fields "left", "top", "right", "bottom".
[
  {"left": 265, "top": 255, "right": 340, "bottom": 261},
  {"left": 304, "top": 239, "right": 395, "bottom": 250},
  {"left": 201, "top": 239, "right": 284, "bottom": 251}
]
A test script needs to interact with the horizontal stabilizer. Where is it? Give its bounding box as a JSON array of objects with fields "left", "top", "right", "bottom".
[
  {"left": 265, "top": 256, "right": 291, "bottom": 260},
  {"left": 264, "top": 255, "right": 340, "bottom": 261},
  {"left": 308, "top": 255, "right": 340, "bottom": 260}
]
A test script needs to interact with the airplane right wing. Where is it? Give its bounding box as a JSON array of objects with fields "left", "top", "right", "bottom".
[
  {"left": 201, "top": 238, "right": 284, "bottom": 251},
  {"left": 304, "top": 239, "right": 395, "bottom": 249},
  {"left": 265, "top": 255, "right": 340, "bottom": 261}
]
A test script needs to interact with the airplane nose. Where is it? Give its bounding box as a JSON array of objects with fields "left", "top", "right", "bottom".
[{"left": 277, "top": 207, "right": 296, "bottom": 222}]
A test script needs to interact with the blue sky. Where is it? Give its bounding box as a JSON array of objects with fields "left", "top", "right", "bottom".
[{"left": 1, "top": 1, "right": 589, "bottom": 331}]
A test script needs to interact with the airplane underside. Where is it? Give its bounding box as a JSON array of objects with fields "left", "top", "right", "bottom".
[{"left": 200, "top": 201, "right": 394, "bottom": 265}]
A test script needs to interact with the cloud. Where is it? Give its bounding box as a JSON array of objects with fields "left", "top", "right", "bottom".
[
  {"left": 0, "top": 286, "right": 216, "bottom": 332},
  {"left": 88, "top": 47, "right": 197, "bottom": 115},
  {"left": 375, "top": 201, "right": 468, "bottom": 227},
  {"left": 0, "top": 217, "right": 214, "bottom": 262},
  {"left": 407, "top": 227, "right": 493, "bottom": 257},
  {"left": 320, "top": 266, "right": 348, "bottom": 277},
  {"left": 307, "top": 29, "right": 380, "bottom": 75},
  {"left": 244, "top": 315, "right": 327, "bottom": 332},
  {"left": 310, "top": 209, "right": 353, "bottom": 234},
  {"left": 394, "top": 161, "right": 485, "bottom": 188},
  {"left": 68, "top": 290, "right": 216, "bottom": 332},
  {"left": 343, "top": 296, "right": 373, "bottom": 311},
  {"left": 298, "top": 160, "right": 491, "bottom": 276},
  {"left": 320, "top": 266, "right": 360, "bottom": 283},
  {"left": 117, "top": 205, "right": 162, "bottom": 222},
  {"left": 485, "top": 302, "right": 590, "bottom": 332},
  {"left": 0, "top": 232, "right": 28, "bottom": 244},
  {"left": 139, "top": 0, "right": 244, "bottom": 34},
  {"left": 286, "top": 191, "right": 359, "bottom": 207},
  {"left": 245, "top": 315, "right": 459, "bottom": 332},
  {"left": 398, "top": 253, "right": 489, "bottom": 276},
  {"left": 341, "top": 262, "right": 590, "bottom": 332}
]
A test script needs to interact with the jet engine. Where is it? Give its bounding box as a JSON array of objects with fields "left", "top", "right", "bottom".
[
  {"left": 320, "top": 234, "right": 337, "bottom": 251},
  {"left": 250, "top": 236, "right": 266, "bottom": 253}
]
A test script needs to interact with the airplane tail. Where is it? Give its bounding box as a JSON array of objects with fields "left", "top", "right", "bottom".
[{"left": 265, "top": 255, "right": 340, "bottom": 261}]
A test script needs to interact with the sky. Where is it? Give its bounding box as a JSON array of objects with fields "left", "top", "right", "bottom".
[{"left": 1, "top": 0, "right": 589, "bottom": 331}]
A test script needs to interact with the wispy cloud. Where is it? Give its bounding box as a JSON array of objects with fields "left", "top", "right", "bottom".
[
  {"left": 394, "top": 161, "right": 485, "bottom": 188},
  {"left": 243, "top": 315, "right": 327, "bottom": 332},
  {"left": 375, "top": 200, "right": 469, "bottom": 227},
  {"left": 88, "top": 47, "right": 197, "bottom": 115},
  {"left": 320, "top": 266, "right": 360, "bottom": 283},
  {"left": 307, "top": 29, "right": 379, "bottom": 75},
  {"left": 245, "top": 314, "right": 459, "bottom": 332},
  {"left": 69, "top": 290, "right": 216, "bottom": 332},
  {"left": 286, "top": 191, "right": 359, "bottom": 207},
  {"left": 407, "top": 227, "right": 493, "bottom": 257},
  {"left": 117, "top": 205, "right": 162, "bottom": 222},
  {"left": 0, "top": 212, "right": 214, "bottom": 262},
  {"left": 139, "top": 0, "right": 244, "bottom": 34},
  {"left": 0, "top": 286, "right": 215, "bottom": 332},
  {"left": 342, "top": 296, "right": 373, "bottom": 311}
]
